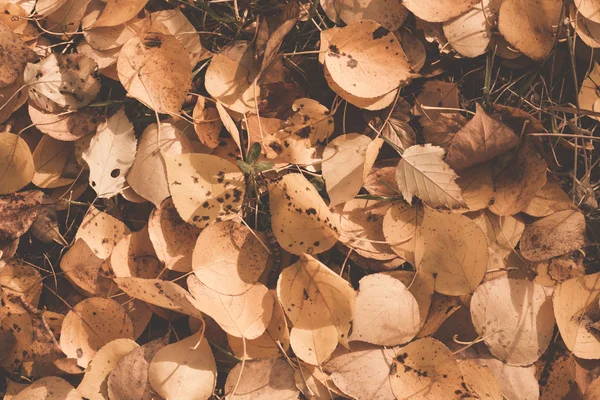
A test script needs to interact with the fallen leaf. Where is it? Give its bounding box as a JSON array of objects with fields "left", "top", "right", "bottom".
[
  {"left": 277, "top": 253, "right": 356, "bottom": 365},
  {"left": 148, "top": 333, "right": 217, "bottom": 400},
  {"left": 416, "top": 207, "right": 488, "bottom": 295},
  {"left": 75, "top": 205, "right": 131, "bottom": 259},
  {"left": 575, "top": 0, "right": 600, "bottom": 23},
  {"left": 110, "top": 225, "right": 162, "bottom": 279},
  {"left": 471, "top": 277, "right": 555, "bottom": 365},
  {"left": 25, "top": 53, "right": 100, "bottom": 112},
  {"left": 382, "top": 201, "right": 422, "bottom": 265},
  {"left": 127, "top": 121, "right": 194, "bottom": 207},
  {"left": 457, "top": 163, "right": 495, "bottom": 211},
  {"left": 324, "top": 21, "right": 413, "bottom": 99},
  {"left": 458, "top": 360, "right": 503, "bottom": 400},
  {"left": 269, "top": 173, "right": 340, "bottom": 255},
  {"left": 498, "top": 0, "right": 562, "bottom": 60},
  {"left": 147, "top": 197, "right": 200, "bottom": 272},
  {"left": 77, "top": 338, "right": 139, "bottom": 400},
  {"left": 164, "top": 153, "right": 245, "bottom": 228},
  {"left": 489, "top": 139, "right": 548, "bottom": 216},
  {"left": 107, "top": 337, "right": 167, "bottom": 400},
  {"left": 117, "top": 31, "right": 192, "bottom": 115},
  {"left": 224, "top": 358, "right": 299, "bottom": 399},
  {"left": 523, "top": 180, "right": 577, "bottom": 217},
  {"left": 187, "top": 275, "right": 273, "bottom": 339},
  {"left": 0, "top": 190, "right": 43, "bottom": 241},
  {"left": 60, "top": 297, "right": 134, "bottom": 368},
  {"left": 554, "top": 272, "right": 600, "bottom": 359},
  {"left": 0, "top": 259, "right": 43, "bottom": 306},
  {"left": 324, "top": 342, "right": 397, "bottom": 400},
  {"left": 12, "top": 377, "right": 81, "bottom": 400},
  {"left": 477, "top": 354, "right": 540, "bottom": 400},
  {"left": 60, "top": 239, "right": 114, "bottom": 296},
  {"left": 28, "top": 103, "right": 103, "bottom": 142},
  {"left": 445, "top": 104, "right": 520, "bottom": 171},
  {"left": 281, "top": 98, "right": 334, "bottom": 144},
  {"left": 520, "top": 210, "right": 586, "bottom": 261},
  {"left": 193, "top": 220, "right": 270, "bottom": 295},
  {"left": 320, "top": 0, "right": 408, "bottom": 31},
  {"left": 32, "top": 135, "right": 75, "bottom": 189},
  {"left": 389, "top": 337, "right": 472, "bottom": 400},
  {"left": 204, "top": 41, "right": 259, "bottom": 114},
  {"left": 396, "top": 144, "right": 465, "bottom": 209},
  {"left": 113, "top": 277, "right": 205, "bottom": 319},
  {"left": 403, "top": 0, "right": 479, "bottom": 22},
  {"left": 350, "top": 273, "right": 421, "bottom": 346},
  {"left": 193, "top": 97, "right": 222, "bottom": 149},
  {"left": 0, "top": 132, "right": 34, "bottom": 194},
  {"left": 151, "top": 9, "right": 208, "bottom": 66},
  {"left": 443, "top": 3, "right": 493, "bottom": 57}
]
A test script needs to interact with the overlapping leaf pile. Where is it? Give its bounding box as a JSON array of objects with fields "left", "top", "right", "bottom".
[{"left": 0, "top": 0, "right": 599, "bottom": 399}]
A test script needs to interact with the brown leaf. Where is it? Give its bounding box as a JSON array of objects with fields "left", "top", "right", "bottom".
[
  {"left": 521, "top": 210, "right": 586, "bottom": 261},
  {"left": 0, "top": 190, "right": 43, "bottom": 241},
  {"left": 224, "top": 358, "right": 299, "bottom": 399},
  {"left": 446, "top": 104, "right": 520, "bottom": 171}
]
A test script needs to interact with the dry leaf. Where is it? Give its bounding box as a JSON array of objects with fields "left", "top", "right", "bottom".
[
  {"left": 25, "top": 53, "right": 100, "bottom": 112},
  {"left": 457, "top": 163, "right": 494, "bottom": 211},
  {"left": 579, "top": 62, "right": 600, "bottom": 121},
  {"left": 324, "top": 20, "right": 413, "bottom": 99},
  {"left": 443, "top": 3, "right": 492, "bottom": 57},
  {"left": 204, "top": 41, "right": 259, "bottom": 114},
  {"left": 416, "top": 207, "right": 488, "bottom": 295},
  {"left": 523, "top": 180, "right": 577, "bottom": 217},
  {"left": 477, "top": 354, "right": 540, "bottom": 400},
  {"left": 32, "top": 135, "right": 75, "bottom": 188},
  {"left": 227, "top": 290, "right": 290, "bottom": 359},
  {"left": 0, "top": 190, "right": 43, "bottom": 241},
  {"left": 322, "top": 134, "right": 381, "bottom": 207},
  {"left": 117, "top": 32, "right": 192, "bottom": 115},
  {"left": 107, "top": 337, "right": 168, "bottom": 400},
  {"left": 471, "top": 278, "right": 555, "bottom": 365},
  {"left": 148, "top": 333, "right": 216, "bottom": 400},
  {"left": 535, "top": 350, "right": 576, "bottom": 400},
  {"left": 91, "top": 0, "right": 147, "bottom": 27},
  {"left": 489, "top": 139, "right": 548, "bottom": 216},
  {"left": 193, "top": 220, "right": 270, "bottom": 295},
  {"left": 147, "top": 197, "right": 200, "bottom": 272},
  {"left": 12, "top": 377, "right": 81, "bottom": 400},
  {"left": 468, "top": 210, "right": 525, "bottom": 260},
  {"left": 320, "top": 0, "right": 408, "bottom": 30},
  {"left": 151, "top": 9, "right": 208, "bottom": 65},
  {"left": 187, "top": 275, "right": 273, "bottom": 339},
  {"left": 28, "top": 103, "right": 103, "bottom": 141},
  {"left": 520, "top": 210, "right": 586, "bottom": 261},
  {"left": 295, "top": 361, "right": 341, "bottom": 399},
  {"left": 127, "top": 121, "right": 194, "bottom": 207},
  {"left": 336, "top": 199, "right": 397, "bottom": 260},
  {"left": 396, "top": 144, "right": 465, "bottom": 209},
  {"left": 389, "top": 337, "right": 473, "bottom": 400},
  {"left": 82, "top": 107, "right": 137, "bottom": 198},
  {"left": 110, "top": 225, "right": 162, "bottom": 279},
  {"left": 575, "top": 0, "right": 600, "bottom": 23},
  {"left": 382, "top": 202, "right": 422, "bottom": 265},
  {"left": 554, "top": 272, "right": 600, "bottom": 359},
  {"left": 445, "top": 104, "right": 520, "bottom": 171},
  {"left": 60, "top": 239, "right": 114, "bottom": 296},
  {"left": 269, "top": 173, "right": 340, "bottom": 255},
  {"left": 75, "top": 205, "right": 130, "bottom": 259},
  {"left": 458, "top": 360, "right": 503, "bottom": 400},
  {"left": 350, "top": 273, "right": 421, "bottom": 346},
  {"left": 0, "top": 132, "right": 34, "bottom": 194},
  {"left": 498, "top": 0, "right": 562, "bottom": 60},
  {"left": 77, "top": 338, "right": 139, "bottom": 400},
  {"left": 114, "top": 277, "right": 204, "bottom": 319},
  {"left": 281, "top": 98, "right": 334, "bottom": 144},
  {"left": 324, "top": 342, "right": 396, "bottom": 400},
  {"left": 164, "top": 153, "right": 245, "bottom": 229},
  {"left": 224, "top": 358, "right": 299, "bottom": 399},
  {"left": 403, "top": 0, "right": 479, "bottom": 22},
  {"left": 277, "top": 254, "right": 356, "bottom": 365},
  {"left": 0, "top": 259, "right": 43, "bottom": 306},
  {"left": 193, "top": 97, "right": 222, "bottom": 149},
  {"left": 60, "top": 297, "right": 134, "bottom": 368}
]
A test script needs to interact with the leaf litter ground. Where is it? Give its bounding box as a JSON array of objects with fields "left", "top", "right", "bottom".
[{"left": 1, "top": 0, "right": 600, "bottom": 399}]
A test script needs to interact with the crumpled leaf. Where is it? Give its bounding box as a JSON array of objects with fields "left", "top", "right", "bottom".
[{"left": 0, "top": 190, "right": 43, "bottom": 241}]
